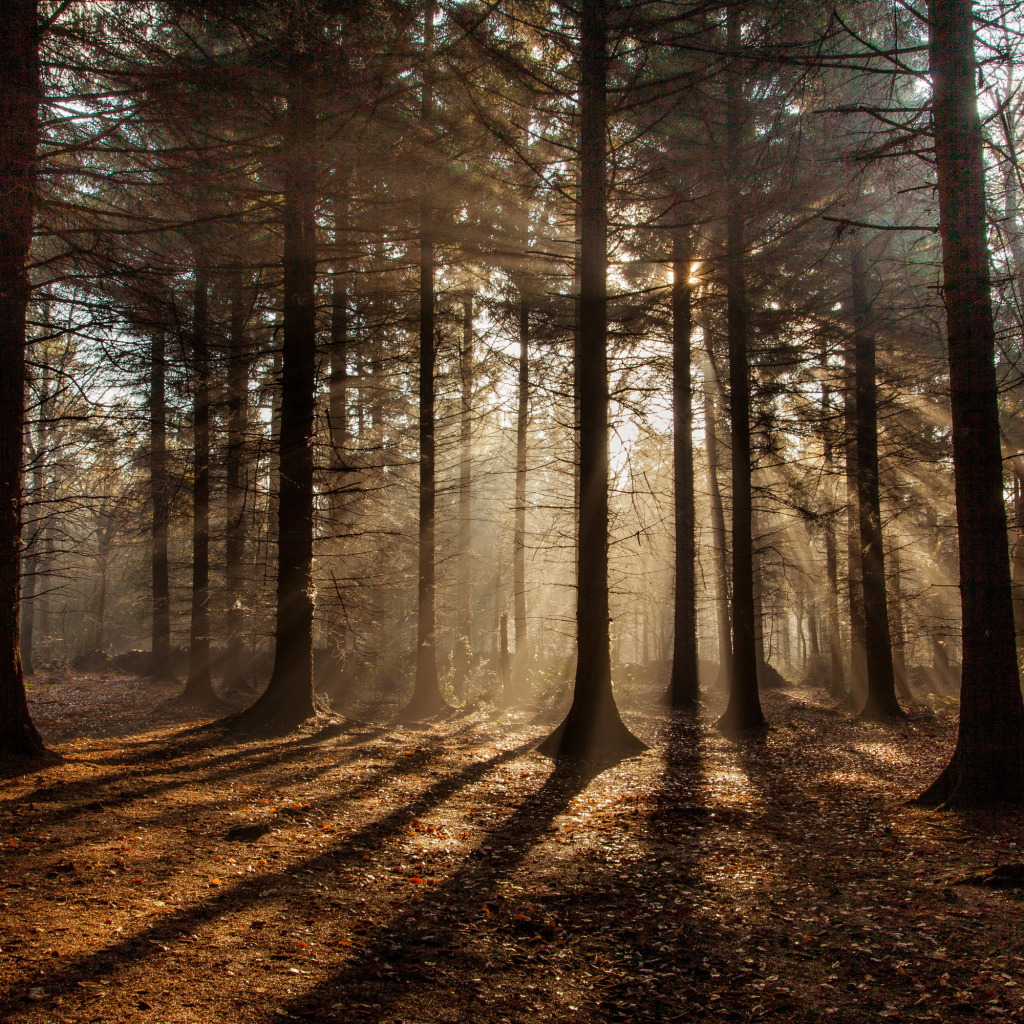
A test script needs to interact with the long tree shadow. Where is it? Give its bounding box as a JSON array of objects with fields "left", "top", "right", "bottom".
[
  {"left": 275, "top": 758, "right": 599, "bottom": 1023},
  {"left": 582, "top": 709, "right": 719, "bottom": 1022},
  {"left": 710, "top": 690, "right": 982, "bottom": 1022},
  {"left": 0, "top": 738, "right": 539, "bottom": 1015},
  {"left": 5, "top": 721, "right": 474, "bottom": 839}
]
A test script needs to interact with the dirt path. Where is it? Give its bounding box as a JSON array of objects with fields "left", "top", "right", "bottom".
[{"left": 1, "top": 676, "right": 1022, "bottom": 1023}]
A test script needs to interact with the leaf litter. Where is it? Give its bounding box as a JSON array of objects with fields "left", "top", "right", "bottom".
[{"left": 0, "top": 672, "right": 1023, "bottom": 1023}]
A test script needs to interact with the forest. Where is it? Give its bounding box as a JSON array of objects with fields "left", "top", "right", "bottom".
[{"left": 2, "top": 0, "right": 1024, "bottom": 1021}]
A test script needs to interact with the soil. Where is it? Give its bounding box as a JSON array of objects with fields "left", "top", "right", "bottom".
[{"left": 1, "top": 670, "right": 1023, "bottom": 1023}]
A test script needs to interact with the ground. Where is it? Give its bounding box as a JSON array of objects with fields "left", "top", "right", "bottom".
[{"left": 1, "top": 671, "right": 1023, "bottom": 1023}]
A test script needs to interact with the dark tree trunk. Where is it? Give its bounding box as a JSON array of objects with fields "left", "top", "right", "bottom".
[
  {"left": 717, "top": 3, "right": 765, "bottom": 735},
  {"left": 404, "top": 0, "right": 448, "bottom": 719},
  {"left": 513, "top": 285, "right": 529, "bottom": 689},
  {"left": 850, "top": 244, "right": 902, "bottom": 720},
  {"left": 920, "top": 0, "right": 1024, "bottom": 806},
  {"left": 539, "top": 0, "right": 643, "bottom": 760},
  {"left": 669, "top": 225, "right": 698, "bottom": 708},
  {"left": 808, "top": 603, "right": 820, "bottom": 658},
  {"left": 182, "top": 263, "right": 215, "bottom": 703},
  {"left": 150, "top": 331, "right": 173, "bottom": 680},
  {"left": 844, "top": 340, "right": 867, "bottom": 708},
  {"left": 330, "top": 195, "right": 349, "bottom": 472},
  {"left": 703, "top": 348, "right": 732, "bottom": 686},
  {"left": 35, "top": 343, "right": 52, "bottom": 662},
  {"left": 266, "top": 340, "right": 282, "bottom": 575},
  {"left": 821, "top": 361, "right": 845, "bottom": 698},
  {"left": 223, "top": 277, "right": 250, "bottom": 694},
  {"left": 20, "top": 419, "right": 41, "bottom": 676},
  {"left": 1013, "top": 470, "right": 1024, "bottom": 665},
  {"left": 240, "top": 69, "right": 318, "bottom": 729},
  {"left": 455, "top": 293, "right": 473, "bottom": 691},
  {"left": 751, "top": 505, "right": 769, "bottom": 681},
  {"left": 0, "top": 0, "right": 45, "bottom": 760},
  {"left": 328, "top": 190, "right": 349, "bottom": 669}
]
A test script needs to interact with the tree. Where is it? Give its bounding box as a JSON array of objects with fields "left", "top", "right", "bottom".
[
  {"left": 404, "top": 0, "right": 450, "bottom": 720},
  {"left": 850, "top": 240, "right": 902, "bottom": 721},
  {"left": 918, "top": 0, "right": 1024, "bottom": 806},
  {"left": 149, "top": 329, "right": 174, "bottom": 680},
  {"left": 716, "top": 2, "right": 766, "bottom": 735},
  {"left": 669, "top": 224, "right": 699, "bottom": 709},
  {"left": 0, "top": 0, "right": 49, "bottom": 762},
  {"left": 181, "top": 261, "right": 216, "bottom": 703},
  {"left": 539, "top": 0, "right": 643, "bottom": 761},
  {"left": 237, "top": 59, "right": 319, "bottom": 730}
]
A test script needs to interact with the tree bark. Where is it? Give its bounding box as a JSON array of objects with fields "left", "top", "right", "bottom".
[
  {"left": 223, "top": 276, "right": 250, "bottom": 694},
  {"left": 702, "top": 345, "right": 732, "bottom": 687},
  {"left": 821, "top": 357, "right": 845, "bottom": 698},
  {"left": 327, "top": 189, "right": 349, "bottom": 672},
  {"left": 150, "top": 331, "right": 173, "bottom": 680},
  {"left": 182, "top": 262, "right": 215, "bottom": 703},
  {"left": 920, "top": 0, "right": 1024, "bottom": 806},
  {"left": 539, "top": 0, "right": 643, "bottom": 760},
  {"left": 844, "top": 335, "right": 867, "bottom": 708},
  {"left": 717, "top": 2, "right": 765, "bottom": 734},
  {"left": 20, "top": 417, "right": 41, "bottom": 676},
  {"left": 0, "top": 0, "right": 45, "bottom": 759},
  {"left": 455, "top": 292, "right": 473, "bottom": 691},
  {"left": 404, "top": 0, "right": 448, "bottom": 719},
  {"left": 851, "top": 243, "right": 902, "bottom": 720},
  {"left": 669, "top": 225, "right": 699, "bottom": 708},
  {"left": 513, "top": 285, "right": 529, "bottom": 691},
  {"left": 239, "top": 67, "right": 318, "bottom": 729}
]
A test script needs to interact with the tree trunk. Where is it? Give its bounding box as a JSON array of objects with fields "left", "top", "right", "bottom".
[
  {"left": 182, "top": 262, "right": 215, "bottom": 703},
  {"left": 0, "top": 0, "right": 46, "bottom": 760},
  {"left": 844, "top": 336, "right": 867, "bottom": 708},
  {"left": 851, "top": 243, "right": 902, "bottom": 720},
  {"left": 513, "top": 285, "right": 529, "bottom": 691},
  {"left": 821, "top": 359, "right": 845, "bottom": 698},
  {"left": 669, "top": 225, "right": 699, "bottom": 708},
  {"left": 404, "top": 0, "right": 448, "bottom": 719},
  {"left": 1013, "top": 470, "right": 1024, "bottom": 667},
  {"left": 455, "top": 293, "right": 473, "bottom": 692},
  {"left": 327, "top": 190, "right": 349, "bottom": 671},
  {"left": 20, "top": 418, "right": 40, "bottom": 676},
  {"left": 540, "top": 2, "right": 634, "bottom": 761},
  {"left": 239, "top": 67, "right": 318, "bottom": 729},
  {"left": 150, "top": 331, "right": 173, "bottom": 680},
  {"left": 223, "top": 276, "right": 250, "bottom": 694},
  {"left": 539, "top": 0, "right": 643, "bottom": 760},
  {"left": 717, "top": 2, "right": 765, "bottom": 734},
  {"left": 920, "top": 0, "right": 1024, "bottom": 806},
  {"left": 703, "top": 349, "right": 732, "bottom": 686}
]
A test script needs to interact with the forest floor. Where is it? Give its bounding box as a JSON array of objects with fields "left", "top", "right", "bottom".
[{"left": 1, "top": 671, "right": 1023, "bottom": 1024}]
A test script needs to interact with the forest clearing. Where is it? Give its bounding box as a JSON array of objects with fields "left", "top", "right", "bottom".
[{"left": 1, "top": 677, "right": 1023, "bottom": 1024}]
